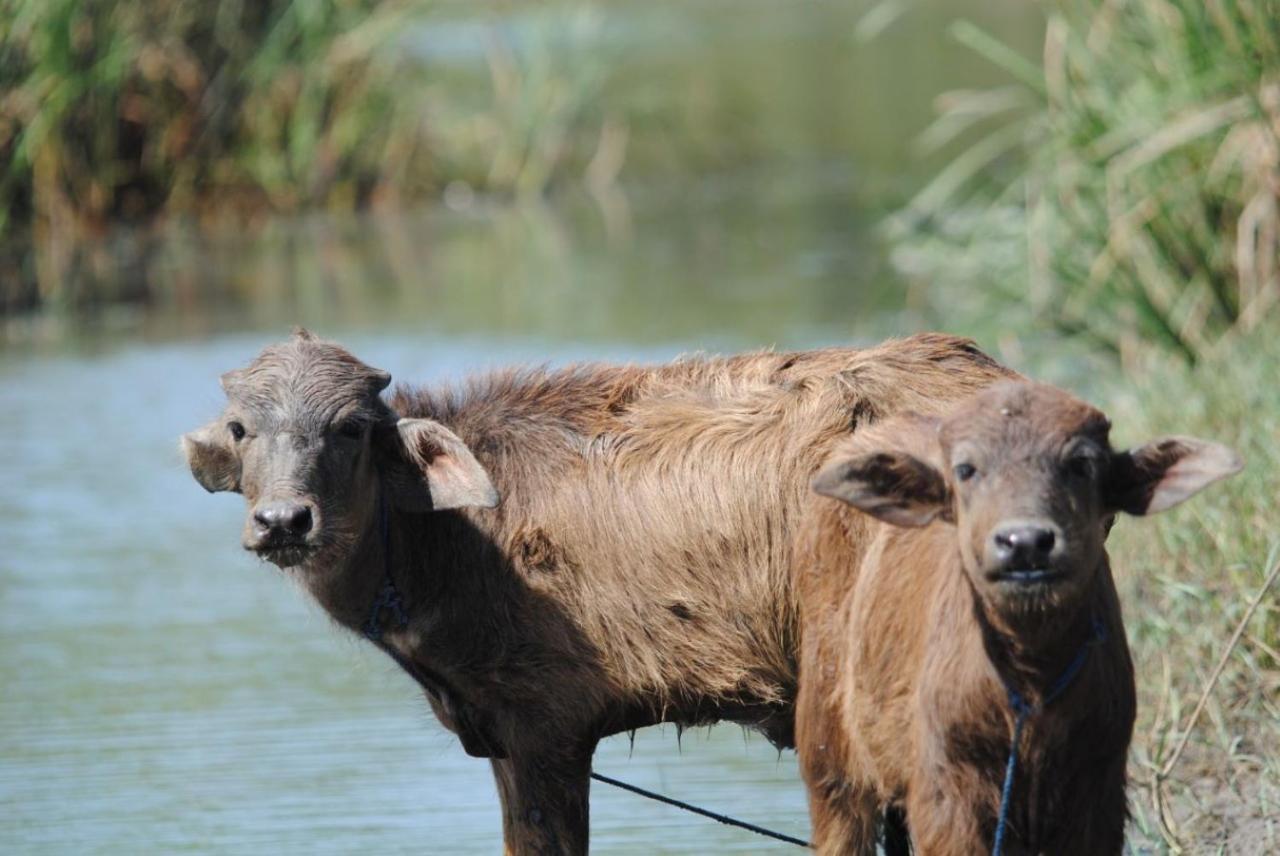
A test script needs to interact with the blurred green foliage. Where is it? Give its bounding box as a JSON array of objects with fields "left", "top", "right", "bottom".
[
  {"left": 0, "top": 0, "right": 421, "bottom": 230},
  {"left": 893, "top": 0, "right": 1280, "bottom": 363},
  {"left": 0, "top": 0, "right": 1047, "bottom": 317},
  {"left": 0, "top": 0, "right": 612, "bottom": 240}
]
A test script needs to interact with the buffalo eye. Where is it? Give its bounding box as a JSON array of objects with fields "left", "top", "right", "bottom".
[
  {"left": 1065, "top": 453, "right": 1098, "bottom": 480},
  {"left": 337, "top": 420, "right": 365, "bottom": 440},
  {"left": 228, "top": 421, "right": 246, "bottom": 441},
  {"left": 953, "top": 462, "right": 977, "bottom": 482},
  {"left": 1063, "top": 439, "right": 1103, "bottom": 480}
]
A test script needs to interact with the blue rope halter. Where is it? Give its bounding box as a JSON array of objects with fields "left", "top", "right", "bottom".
[
  {"left": 363, "top": 493, "right": 409, "bottom": 643},
  {"left": 991, "top": 613, "right": 1107, "bottom": 856}
]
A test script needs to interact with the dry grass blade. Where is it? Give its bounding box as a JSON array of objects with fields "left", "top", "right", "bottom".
[
  {"left": 1147, "top": 550, "right": 1280, "bottom": 851},
  {"left": 1159, "top": 554, "right": 1280, "bottom": 781}
]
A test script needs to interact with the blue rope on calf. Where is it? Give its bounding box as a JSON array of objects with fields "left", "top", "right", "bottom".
[
  {"left": 993, "top": 706, "right": 1028, "bottom": 856},
  {"left": 991, "top": 613, "right": 1107, "bottom": 856}
]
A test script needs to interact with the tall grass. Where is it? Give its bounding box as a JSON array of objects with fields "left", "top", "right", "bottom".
[{"left": 894, "top": 0, "right": 1280, "bottom": 363}]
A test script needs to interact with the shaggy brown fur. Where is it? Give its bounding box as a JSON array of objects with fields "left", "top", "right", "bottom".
[
  {"left": 183, "top": 331, "right": 1011, "bottom": 854},
  {"left": 795, "top": 381, "right": 1241, "bottom": 855}
]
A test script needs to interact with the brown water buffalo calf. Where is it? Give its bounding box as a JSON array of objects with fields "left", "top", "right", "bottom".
[
  {"left": 181, "top": 329, "right": 1010, "bottom": 854},
  {"left": 795, "top": 380, "right": 1241, "bottom": 855}
]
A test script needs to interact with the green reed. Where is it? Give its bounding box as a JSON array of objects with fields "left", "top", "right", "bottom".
[{"left": 893, "top": 0, "right": 1280, "bottom": 363}]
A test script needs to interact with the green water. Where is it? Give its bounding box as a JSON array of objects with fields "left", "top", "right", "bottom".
[{"left": 0, "top": 2, "right": 1045, "bottom": 852}]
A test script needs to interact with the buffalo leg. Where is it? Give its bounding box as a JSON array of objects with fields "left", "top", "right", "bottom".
[
  {"left": 491, "top": 747, "right": 593, "bottom": 855},
  {"left": 797, "top": 745, "right": 878, "bottom": 856},
  {"left": 904, "top": 783, "right": 985, "bottom": 856}
]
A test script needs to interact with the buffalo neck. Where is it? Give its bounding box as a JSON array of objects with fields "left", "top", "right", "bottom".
[
  {"left": 300, "top": 498, "right": 404, "bottom": 632},
  {"left": 301, "top": 492, "right": 506, "bottom": 651},
  {"left": 968, "top": 562, "right": 1110, "bottom": 710}
]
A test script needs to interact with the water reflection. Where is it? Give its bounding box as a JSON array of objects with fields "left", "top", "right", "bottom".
[{"left": 7, "top": 166, "right": 908, "bottom": 353}]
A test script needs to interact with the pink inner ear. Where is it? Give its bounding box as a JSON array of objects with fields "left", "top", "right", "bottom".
[
  {"left": 1144, "top": 440, "right": 1242, "bottom": 514},
  {"left": 424, "top": 451, "right": 499, "bottom": 510},
  {"left": 397, "top": 418, "right": 498, "bottom": 511},
  {"left": 427, "top": 455, "right": 469, "bottom": 489}
]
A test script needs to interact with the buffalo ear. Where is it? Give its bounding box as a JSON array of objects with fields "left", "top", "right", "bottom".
[
  {"left": 1106, "top": 436, "right": 1242, "bottom": 515},
  {"left": 813, "top": 451, "right": 951, "bottom": 528},
  {"left": 378, "top": 418, "right": 499, "bottom": 512},
  {"left": 181, "top": 425, "right": 241, "bottom": 493}
]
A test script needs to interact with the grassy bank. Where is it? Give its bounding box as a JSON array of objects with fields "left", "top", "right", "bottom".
[{"left": 0, "top": 0, "right": 619, "bottom": 315}]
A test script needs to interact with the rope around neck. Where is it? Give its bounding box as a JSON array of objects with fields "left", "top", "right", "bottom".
[
  {"left": 992, "top": 707, "right": 1028, "bottom": 856},
  {"left": 992, "top": 614, "right": 1107, "bottom": 856}
]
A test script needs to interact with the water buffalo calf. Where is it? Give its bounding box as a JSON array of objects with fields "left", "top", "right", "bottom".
[
  {"left": 182, "top": 329, "right": 1010, "bottom": 853},
  {"left": 795, "top": 380, "right": 1241, "bottom": 855}
]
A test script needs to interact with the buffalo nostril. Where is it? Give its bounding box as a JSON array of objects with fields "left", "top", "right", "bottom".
[
  {"left": 284, "top": 505, "right": 312, "bottom": 535},
  {"left": 254, "top": 503, "right": 313, "bottom": 536},
  {"left": 994, "top": 531, "right": 1016, "bottom": 554},
  {"left": 993, "top": 524, "right": 1057, "bottom": 564}
]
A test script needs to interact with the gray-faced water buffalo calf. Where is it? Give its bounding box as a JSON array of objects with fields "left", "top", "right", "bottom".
[
  {"left": 182, "top": 329, "right": 1012, "bottom": 853},
  {"left": 795, "top": 380, "right": 1241, "bottom": 855}
]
